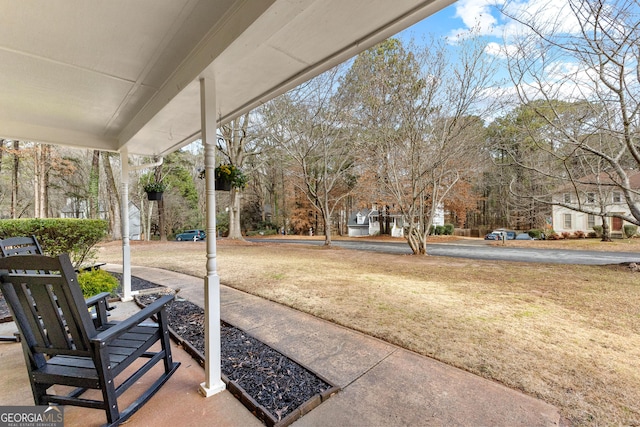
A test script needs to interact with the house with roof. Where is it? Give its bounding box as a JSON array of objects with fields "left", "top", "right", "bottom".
[
  {"left": 551, "top": 171, "right": 640, "bottom": 236},
  {"left": 347, "top": 204, "right": 444, "bottom": 238}
]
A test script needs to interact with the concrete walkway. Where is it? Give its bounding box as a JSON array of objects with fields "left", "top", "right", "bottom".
[{"left": 105, "top": 264, "right": 563, "bottom": 426}]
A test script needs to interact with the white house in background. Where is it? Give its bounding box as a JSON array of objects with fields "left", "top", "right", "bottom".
[
  {"left": 347, "top": 204, "right": 444, "bottom": 238},
  {"left": 551, "top": 172, "right": 640, "bottom": 236}
]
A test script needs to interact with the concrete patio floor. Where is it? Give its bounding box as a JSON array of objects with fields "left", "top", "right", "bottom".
[{"left": 0, "top": 265, "right": 564, "bottom": 426}]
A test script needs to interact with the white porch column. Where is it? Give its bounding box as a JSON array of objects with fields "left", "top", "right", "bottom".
[
  {"left": 120, "top": 148, "right": 133, "bottom": 301},
  {"left": 198, "top": 76, "right": 226, "bottom": 397}
]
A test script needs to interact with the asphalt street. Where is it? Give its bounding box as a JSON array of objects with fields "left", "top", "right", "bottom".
[{"left": 249, "top": 238, "right": 640, "bottom": 265}]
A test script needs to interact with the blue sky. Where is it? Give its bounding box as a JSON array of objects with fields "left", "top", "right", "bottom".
[
  {"left": 393, "top": 0, "right": 594, "bottom": 118},
  {"left": 399, "top": 0, "right": 579, "bottom": 47},
  {"left": 398, "top": 1, "right": 505, "bottom": 45}
]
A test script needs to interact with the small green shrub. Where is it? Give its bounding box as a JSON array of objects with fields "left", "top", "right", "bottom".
[
  {"left": 435, "top": 225, "right": 445, "bottom": 235},
  {"left": 528, "top": 229, "right": 544, "bottom": 239},
  {"left": 623, "top": 224, "right": 638, "bottom": 238},
  {"left": 443, "top": 224, "right": 454, "bottom": 235},
  {"left": 216, "top": 212, "right": 229, "bottom": 236},
  {"left": 0, "top": 218, "right": 108, "bottom": 267},
  {"left": 77, "top": 269, "right": 119, "bottom": 298},
  {"left": 593, "top": 225, "right": 603, "bottom": 237}
]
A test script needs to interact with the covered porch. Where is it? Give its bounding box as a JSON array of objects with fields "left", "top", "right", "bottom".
[{"left": 0, "top": 0, "right": 456, "bottom": 397}]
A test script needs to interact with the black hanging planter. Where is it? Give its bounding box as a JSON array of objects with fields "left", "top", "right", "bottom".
[
  {"left": 146, "top": 191, "right": 163, "bottom": 201},
  {"left": 215, "top": 178, "right": 232, "bottom": 192}
]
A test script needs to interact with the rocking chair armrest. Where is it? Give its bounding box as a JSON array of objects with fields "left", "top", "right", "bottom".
[
  {"left": 85, "top": 292, "right": 111, "bottom": 307},
  {"left": 85, "top": 292, "right": 113, "bottom": 327},
  {"left": 91, "top": 294, "right": 175, "bottom": 345}
]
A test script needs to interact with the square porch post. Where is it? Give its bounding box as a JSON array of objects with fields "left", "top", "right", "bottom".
[{"left": 198, "top": 76, "right": 226, "bottom": 397}]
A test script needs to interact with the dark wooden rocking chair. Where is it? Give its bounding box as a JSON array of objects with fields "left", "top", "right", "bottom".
[{"left": 0, "top": 253, "right": 180, "bottom": 426}]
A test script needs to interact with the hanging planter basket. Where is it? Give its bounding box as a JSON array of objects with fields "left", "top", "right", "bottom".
[
  {"left": 215, "top": 178, "right": 232, "bottom": 192},
  {"left": 211, "top": 163, "right": 247, "bottom": 192},
  {"left": 146, "top": 191, "right": 163, "bottom": 201}
]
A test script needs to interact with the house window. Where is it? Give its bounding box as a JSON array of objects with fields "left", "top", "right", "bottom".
[
  {"left": 563, "top": 193, "right": 572, "bottom": 203},
  {"left": 564, "top": 213, "right": 572, "bottom": 229},
  {"left": 587, "top": 214, "right": 595, "bottom": 229},
  {"left": 586, "top": 192, "right": 595, "bottom": 204},
  {"left": 613, "top": 192, "right": 622, "bottom": 203}
]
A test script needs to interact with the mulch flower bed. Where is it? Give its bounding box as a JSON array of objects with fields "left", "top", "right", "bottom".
[{"left": 134, "top": 286, "right": 337, "bottom": 426}]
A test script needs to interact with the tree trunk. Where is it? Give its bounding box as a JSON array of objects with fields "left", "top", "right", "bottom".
[
  {"left": 144, "top": 199, "right": 152, "bottom": 241},
  {"left": 42, "top": 145, "right": 50, "bottom": 217},
  {"left": 406, "top": 223, "right": 428, "bottom": 255},
  {"left": 89, "top": 150, "right": 100, "bottom": 218},
  {"left": 33, "top": 143, "right": 53, "bottom": 218},
  {"left": 228, "top": 188, "right": 243, "bottom": 239},
  {"left": 157, "top": 198, "right": 167, "bottom": 241},
  {"left": 601, "top": 215, "right": 612, "bottom": 242},
  {"left": 154, "top": 165, "right": 167, "bottom": 242},
  {"left": 321, "top": 200, "right": 332, "bottom": 246},
  {"left": 33, "top": 144, "right": 41, "bottom": 217},
  {"left": 103, "top": 154, "right": 122, "bottom": 239},
  {"left": 0, "top": 139, "right": 4, "bottom": 174},
  {"left": 11, "top": 140, "right": 19, "bottom": 219}
]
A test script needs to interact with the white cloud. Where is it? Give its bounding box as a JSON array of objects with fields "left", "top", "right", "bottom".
[
  {"left": 447, "top": 0, "right": 581, "bottom": 43},
  {"left": 501, "top": 0, "right": 581, "bottom": 39},
  {"left": 454, "top": 0, "right": 503, "bottom": 34},
  {"left": 484, "top": 41, "right": 519, "bottom": 58}
]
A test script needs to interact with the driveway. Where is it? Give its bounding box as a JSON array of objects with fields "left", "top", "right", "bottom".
[{"left": 249, "top": 238, "right": 640, "bottom": 265}]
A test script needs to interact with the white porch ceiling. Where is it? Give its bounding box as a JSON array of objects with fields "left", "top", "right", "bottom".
[{"left": 0, "top": 0, "right": 454, "bottom": 156}]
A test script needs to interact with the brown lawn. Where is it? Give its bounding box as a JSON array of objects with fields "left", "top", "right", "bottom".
[{"left": 96, "top": 237, "right": 640, "bottom": 426}]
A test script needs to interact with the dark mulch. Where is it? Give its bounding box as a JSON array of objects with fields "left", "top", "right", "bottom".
[{"left": 136, "top": 293, "right": 332, "bottom": 423}]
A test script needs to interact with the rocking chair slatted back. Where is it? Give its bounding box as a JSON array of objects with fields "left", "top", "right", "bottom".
[
  {"left": 0, "top": 235, "right": 43, "bottom": 257},
  {"left": 3, "top": 255, "right": 95, "bottom": 357},
  {"left": 0, "top": 235, "right": 46, "bottom": 343}
]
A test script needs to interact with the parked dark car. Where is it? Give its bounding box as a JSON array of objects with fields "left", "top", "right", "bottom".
[{"left": 176, "top": 229, "right": 206, "bottom": 241}]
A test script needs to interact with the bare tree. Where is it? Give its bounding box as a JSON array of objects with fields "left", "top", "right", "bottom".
[
  {"left": 501, "top": 0, "right": 640, "bottom": 232},
  {"left": 216, "top": 113, "right": 260, "bottom": 240},
  {"left": 339, "top": 37, "right": 497, "bottom": 254},
  {"left": 264, "top": 67, "right": 356, "bottom": 246}
]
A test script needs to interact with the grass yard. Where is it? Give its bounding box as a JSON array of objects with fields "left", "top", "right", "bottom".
[{"left": 96, "top": 237, "right": 640, "bottom": 425}]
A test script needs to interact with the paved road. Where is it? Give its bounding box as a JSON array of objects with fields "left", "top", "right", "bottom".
[{"left": 249, "top": 238, "right": 640, "bottom": 265}]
